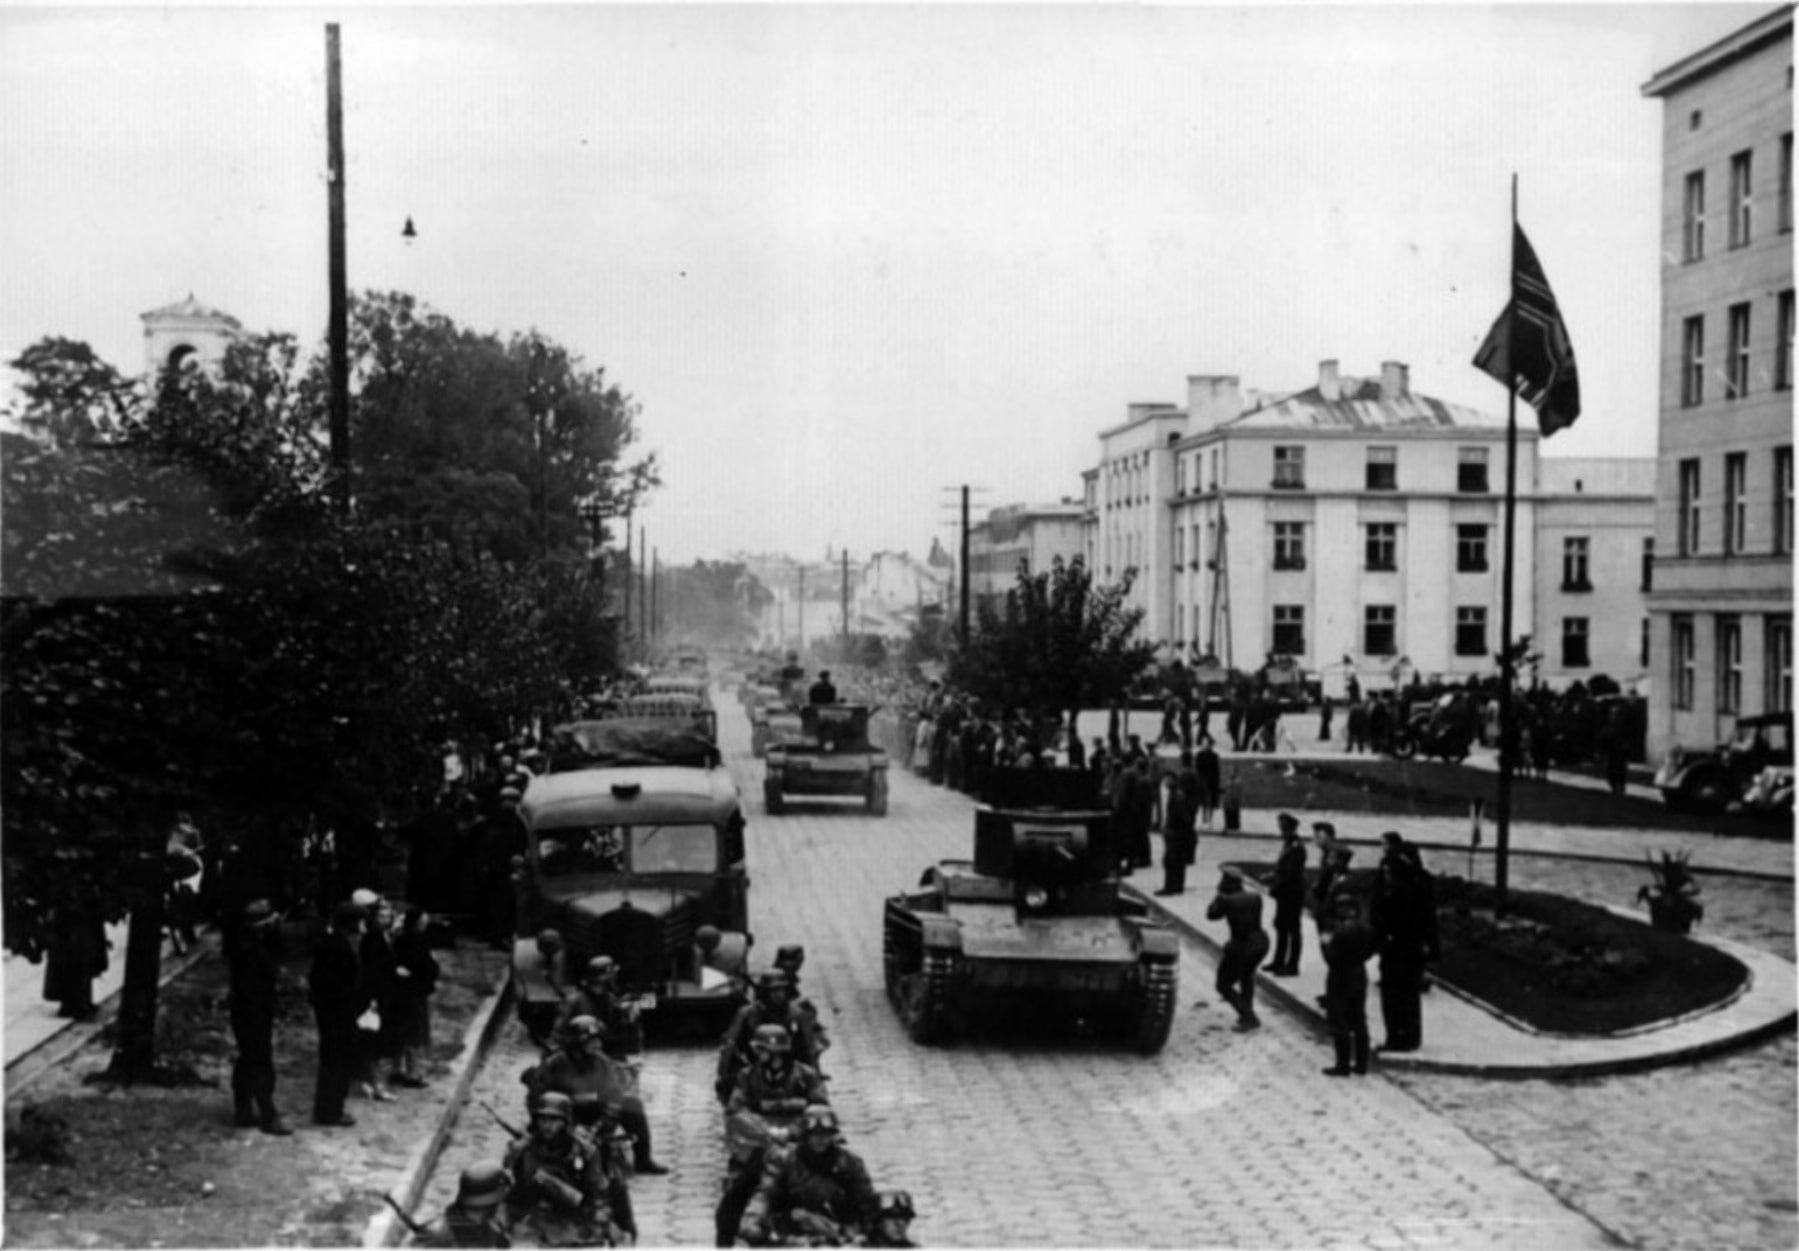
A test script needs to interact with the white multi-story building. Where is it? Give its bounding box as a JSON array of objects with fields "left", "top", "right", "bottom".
[
  {"left": 1641, "top": 7, "right": 1794, "bottom": 762},
  {"left": 1081, "top": 361, "right": 1655, "bottom": 690}
]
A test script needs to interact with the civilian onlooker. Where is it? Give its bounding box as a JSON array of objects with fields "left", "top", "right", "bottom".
[
  {"left": 1194, "top": 735, "right": 1221, "bottom": 828},
  {"left": 1206, "top": 866, "right": 1270, "bottom": 1031},
  {"left": 1372, "top": 834, "right": 1440, "bottom": 1054},
  {"left": 1321, "top": 894, "right": 1377, "bottom": 1076},
  {"left": 227, "top": 898, "right": 292, "bottom": 1134},
  {"left": 389, "top": 906, "right": 439, "bottom": 1089},
  {"left": 1265, "top": 813, "right": 1308, "bottom": 976},
  {"left": 357, "top": 894, "right": 397, "bottom": 1102},
  {"left": 310, "top": 901, "right": 365, "bottom": 1127}
]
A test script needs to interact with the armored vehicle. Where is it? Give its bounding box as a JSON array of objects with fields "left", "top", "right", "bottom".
[
  {"left": 511, "top": 720, "right": 750, "bottom": 1041},
  {"left": 763, "top": 704, "right": 888, "bottom": 815},
  {"left": 882, "top": 768, "right": 1178, "bottom": 1052}
]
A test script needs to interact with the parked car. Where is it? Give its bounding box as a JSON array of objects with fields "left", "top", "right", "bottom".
[
  {"left": 512, "top": 720, "right": 750, "bottom": 1040},
  {"left": 1654, "top": 711, "right": 1794, "bottom": 812},
  {"left": 1742, "top": 764, "right": 1794, "bottom": 816}
]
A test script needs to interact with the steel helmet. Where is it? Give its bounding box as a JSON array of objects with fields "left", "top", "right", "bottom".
[
  {"left": 585, "top": 955, "right": 619, "bottom": 981},
  {"left": 567, "top": 1014, "right": 605, "bottom": 1044},
  {"left": 457, "top": 1162, "right": 512, "bottom": 1209},
  {"left": 755, "top": 971, "right": 792, "bottom": 998},
  {"left": 774, "top": 944, "right": 805, "bottom": 970},
  {"left": 750, "top": 1024, "right": 793, "bottom": 1057},
  {"left": 798, "top": 1104, "right": 839, "bottom": 1136},
  {"left": 535, "top": 1091, "right": 574, "bottom": 1123},
  {"left": 878, "top": 1191, "right": 916, "bottom": 1221}
]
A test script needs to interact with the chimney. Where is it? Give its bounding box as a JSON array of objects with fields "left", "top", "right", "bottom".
[
  {"left": 1185, "top": 375, "right": 1243, "bottom": 434},
  {"left": 1318, "top": 359, "right": 1341, "bottom": 402},
  {"left": 1381, "top": 360, "right": 1410, "bottom": 400}
]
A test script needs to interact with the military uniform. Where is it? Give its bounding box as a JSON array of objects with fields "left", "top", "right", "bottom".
[
  {"left": 527, "top": 1048, "right": 661, "bottom": 1174},
  {"left": 412, "top": 1208, "right": 512, "bottom": 1248},
  {"left": 716, "top": 1002, "right": 822, "bottom": 1102},
  {"left": 715, "top": 1061, "right": 829, "bottom": 1248},
  {"left": 226, "top": 909, "right": 287, "bottom": 1132},
  {"left": 502, "top": 1131, "right": 617, "bottom": 1246},
  {"left": 1268, "top": 834, "right": 1308, "bottom": 974},
  {"left": 741, "top": 1143, "right": 882, "bottom": 1246},
  {"left": 550, "top": 987, "right": 643, "bottom": 1059}
]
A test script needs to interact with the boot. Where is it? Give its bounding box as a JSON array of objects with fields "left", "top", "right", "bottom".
[
  {"left": 1352, "top": 1033, "right": 1370, "bottom": 1075},
  {"left": 1323, "top": 1036, "right": 1352, "bottom": 1076},
  {"left": 258, "top": 1096, "right": 294, "bottom": 1136},
  {"left": 234, "top": 1098, "right": 258, "bottom": 1128}
]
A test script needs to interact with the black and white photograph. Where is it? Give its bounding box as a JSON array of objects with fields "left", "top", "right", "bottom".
[{"left": 2, "top": 3, "right": 1794, "bottom": 1248}]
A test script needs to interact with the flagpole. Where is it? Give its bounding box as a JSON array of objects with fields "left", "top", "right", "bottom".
[{"left": 1495, "top": 174, "right": 1520, "bottom": 918}]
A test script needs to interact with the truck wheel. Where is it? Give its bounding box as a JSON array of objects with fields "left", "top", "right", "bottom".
[
  {"left": 899, "top": 951, "right": 954, "bottom": 1046},
  {"left": 1391, "top": 735, "right": 1417, "bottom": 761},
  {"left": 1133, "top": 959, "right": 1177, "bottom": 1054},
  {"left": 764, "top": 783, "right": 784, "bottom": 815},
  {"left": 867, "top": 776, "right": 888, "bottom": 816}
]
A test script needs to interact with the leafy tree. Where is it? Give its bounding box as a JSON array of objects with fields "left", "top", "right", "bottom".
[{"left": 950, "top": 557, "right": 1155, "bottom": 740}]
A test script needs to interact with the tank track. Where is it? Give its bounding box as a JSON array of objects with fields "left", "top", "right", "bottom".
[
  {"left": 1134, "top": 959, "right": 1177, "bottom": 1054},
  {"left": 904, "top": 949, "right": 956, "bottom": 1045}
]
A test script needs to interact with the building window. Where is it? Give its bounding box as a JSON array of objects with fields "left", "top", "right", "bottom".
[
  {"left": 1192, "top": 522, "right": 1202, "bottom": 570},
  {"left": 1779, "top": 290, "right": 1794, "bottom": 390},
  {"left": 1727, "top": 302, "right": 1751, "bottom": 399},
  {"left": 1782, "top": 132, "right": 1793, "bottom": 234},
  {"left": 1683, "top": 170, "right": 1706, "bottom": 261},
  {"left": 1455, "top": 607, "right": 1488, "bottom": 658},
  {"left": 1457, "top": 447, "right": 1490, "bottom": 493},
  {"left": 1562, "top": 617, "right": 1590, "bottom": 669},
  {"left": 1365, "top": 523, "right": 1397, "bottom": 571},
  {"left": 1777, "top": 446, "right": 1793, "bottom": 555},
  {"left": 1272, "top": 446, "right": 1305, "bottom": 490},
  {"left": 1562, "top": 536, "right": 1591, "bottom": 590},
  {"left": 1272, "top": 522, "right": 1306, "bottom": 570},
  {"left": 1682, "top": 316, "right": 1705, "bottom": 407},
  {"left": 1717, "top": 615, "right": 1743, "bottom": 715},
  {"left": 1456, "top": 524, "right": 1489, "bottom": 573},
  {"left": 1678, "top": 459, "right": 1701, "bottom": 556},
  {"left": 1641, "top": 536, "right": 1655, "bottom": 591},
  {"left": 1174, "top": 526, "right": 1185, "bottom": 569},
  {"left": 1769, "top": 617, "right": 1794, "bottom": 713},
  {"left": 1672, "top": 615, "right": 1696, "bottom": 710},
  {"left": 1729, "top": 150, "right": 1753, "bottom": 249},
  {"left": 1210, "top": 450, "right": 1219, "bottom": 490},
  {"left": 1365, "top": 446, "right": 1397, "bottom": 491},
  {"left": 1364, "top": 605, "right": 1397, "bottom": 657},
  {"left": 1272, "top": 605, "right": 1305, "bottom": 655},
  {"left": 1641, "top": 617, "right": 1651, "bottom": 669},
  {"left": 1725, "top": 452, "right": 1748, "bottom": 556},
  {"left": 1175, "top": 455, "right": 1186, "bottom": 496}
]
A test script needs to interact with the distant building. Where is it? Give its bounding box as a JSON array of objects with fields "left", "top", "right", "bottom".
[
  {"left": 141, "top": 294, "right": 240, "bottom": 378},
  {"left": 967, "top": 500, "right": 1085, "bottom": 614},
  {"left": 1641, "top": 8, "right": 1794, "bottom": 762},
  {"left": 735, "top": 549, "right": 948, "bottom": 650},
  {"left": 1081, "top": 361, "right": 1655, "bottom": 690}
]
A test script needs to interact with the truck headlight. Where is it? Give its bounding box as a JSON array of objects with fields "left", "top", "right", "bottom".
[{"left": 1023, "top": 887, "right": 1049, "bottom": 909}]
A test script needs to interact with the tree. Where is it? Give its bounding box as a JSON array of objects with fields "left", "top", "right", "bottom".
[{"left": 950, "top": 557, "right": 1155, "bottom": 738}]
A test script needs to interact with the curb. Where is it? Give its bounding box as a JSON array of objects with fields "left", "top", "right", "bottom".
[
  {"left": 362, "top": 962, "right": 516, "bottom": 1247},
  {"left": 5, "top": 938, "right": 219, "bottom": 1104},
  {"left": 1127, "top": 884, "right": 1798, "bottom": 1080}
]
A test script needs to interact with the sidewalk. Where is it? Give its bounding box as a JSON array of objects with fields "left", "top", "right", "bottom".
[{"left": 1123, "top": 832, "right": 1798, "bottom": 1077}]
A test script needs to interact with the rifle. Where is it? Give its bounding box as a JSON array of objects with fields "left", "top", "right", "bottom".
[
  {"left": 483, "top": 1100, "right": 525, "bottom": 1140},
  {"left": 383, "top": 1192, "right": 430, "bottom": 1240}
]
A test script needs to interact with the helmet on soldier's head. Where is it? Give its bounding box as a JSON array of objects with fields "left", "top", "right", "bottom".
[
  {"left": 585, "top": 955, "right": 618, "bottom": 983},
  {"left": 774, "top": 944, "right": 805, "bottom": 971},
  {"left": 879, "top": 1191, "right": 916, "bottom": 1221},
  {"left": 755, "top": 971, "right": 792, "bottom": 999},
  {"left": 750, "top": 1024, "right": 792, "bottom": 1057},
  {"left": 457, "top": 1162, "right": 512, "bottom": 1209},
  {"left": 535, "top": 1091, "right": 574, "bottom": 1124},
  {"left": 536, "top": 928, "right": 564, "bottom": 953},
  {"left": 567, "top": 1014, "right": 605, "bottom": 1045},
  {"left": 798, "top": 1105, "right": 839, "bottom": 1136}
]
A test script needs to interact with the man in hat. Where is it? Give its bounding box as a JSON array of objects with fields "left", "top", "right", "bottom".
[
  {"left": 415, "top": 1161, "right": 513, "bottom": 1247},
  {"left": 1310, "top": 821, "right": 1353, "bottom": 934},
  {"left": 1371, "top": 833, "right": 1440, "bottom": 1053},
  {"left": 1205, "top": 865, "right": 1271, "bottom": 1031},
  {"left": 310, "top": 900, "right": 365, "bottom": 1127},
  {"left": 1320, "top": 893, "right": 1377, "bottom": 1076},
  {"left": 808, "top": 670, "right": 839, "bottom": 706},
  {"left": 1265, "top": 814, "right": 1308, "bottom": 976},
  {"left": 227, "top": 899, "right": 292, "bottom": 1135},
  {"left": 1154, "top": 759, "right": 1198, "bottom": 897}
]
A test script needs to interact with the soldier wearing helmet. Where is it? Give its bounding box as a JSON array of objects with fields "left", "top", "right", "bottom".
[
  {"left": 868, "top": 1191, "right": 919, "bottom": 1250},
  {"left": 738, "top": 1105, "right": 881, "bottom": 1247},
  {"left": 713, "top": 1025, "right": 829, "bottom": 1248},
  {"left": 716, "top": 972, "right": 822, "bottom": 1104},
  {"left": 771, "top": 944, "right": 831, "bottom": 1064},
  {"left": 500, "top": 1093, "right": 619, "bottom": 1246},
  {"left": 550, "top": 955, "right": 643, "bottom": 1060},
  {"left": 413, "top": 1161, "right": 513, "bottom": 1248},
  {"left": 527, "top": 1014, "right": 669, "bottom": 1176}
]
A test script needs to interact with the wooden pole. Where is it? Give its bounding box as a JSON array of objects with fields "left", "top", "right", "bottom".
[
  {"left": 1495, "top": 173, "right": 1520, "bottom": 917},
  {"left": 325, "top": 24, "right": 349, "bottom": 513}
]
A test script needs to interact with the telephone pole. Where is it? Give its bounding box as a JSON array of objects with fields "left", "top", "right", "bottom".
[
  {"left": 840, "top": 548, "right": 851, "bottom": 656},
  {"left": 940, "top": 485, "right": 988, "bottom": 647},
  {"left": 325, "top": 24, "right": 349, "bottom": 513}
]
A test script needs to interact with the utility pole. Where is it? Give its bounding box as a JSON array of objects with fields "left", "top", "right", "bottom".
[
  {"left": 840, "top": 548, "right": 850, "bottom": 658},
  {"left": 797, "top": 564, "right": 807, "bottom": 654},
  {"left": 651, "top": 548, "right": 660, "bottom": 650},
  {"left": 325, "top": 24, "right": 349, "bottom": 514},
  {"left": 960, "top": 486, "right": 970, "bottom": 646},
  {"left": 622, "top": 508, "right": 633, "bottom": 660},
  {"left": 638, "top": 529, "right": 648, "bottom": 660}
]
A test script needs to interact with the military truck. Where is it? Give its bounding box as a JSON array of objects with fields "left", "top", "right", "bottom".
[
  {"left": 881, "top": 767, "right": 1178, "bottom": 1052},
  {"left": 763, "top": 704, "right": 888, "bottom": 816},
  {"left": 511, "top": 720, "right": 751, "bottom": 1041}
]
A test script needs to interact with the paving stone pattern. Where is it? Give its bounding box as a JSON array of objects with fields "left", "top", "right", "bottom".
[{"left": 422, "top": 710, "right": 1633, "bottom": 1249}]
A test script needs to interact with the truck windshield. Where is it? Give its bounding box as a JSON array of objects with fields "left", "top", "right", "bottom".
[{"left": 535, "top": 823, "right": 718, "bottom": 876}]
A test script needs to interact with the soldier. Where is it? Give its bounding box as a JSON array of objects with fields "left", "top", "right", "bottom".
[
  {"left": 411, "top": 1161, "right": 513, "bottom": 1248},
  {"left": 716, "top": 1025, "right": 829, "bottom": 1248},
  {"left": 717, "top": 973, "right": 822, "bottom": 1104},
  {"left": 1371, "top": 834, "right": 1440, "bottom": 1055},
  {"left": 502, "top": 1092, "right": 623, "bottom": 1246},
  {"left": 807, "top": 670, "right": 838, "bottom": 706},
  {"left": 739, "top": 1105, "right": 882, "bottom": 1247},
  {"left": 227, "top": 898, "right": 292, "bottom": 1135},
  {"left": 772, "top": 945, "right": 830, "bottom": 1063},
  {"left": 1205, "top": 865, "right": 1270, "bottom": 1031},
  {"left": 527, "top": 1015, "right": 669, "bottom": 1175},
  {"left": 1265, "top": 814, "right": 1308, "bottom": 976},
  {"left": 1321, "top": 894, "right": 1378, "bottom": 1077},
  {"left": 550, "top": 956, "right": 644, "bottom": 1059}
]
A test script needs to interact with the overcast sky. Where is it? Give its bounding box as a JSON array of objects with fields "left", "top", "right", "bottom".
[{"left": 0, "top": 3, "right": 1773, "bottom": 564}]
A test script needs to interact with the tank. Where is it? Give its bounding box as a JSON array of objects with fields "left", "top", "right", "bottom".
[{"left": 881, "top": 768, "right": 1179, "bottom": 1052}]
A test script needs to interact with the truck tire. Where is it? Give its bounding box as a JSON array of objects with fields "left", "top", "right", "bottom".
[
  {"left": 1132, "top": 959, "right": 1177, "bottom": 1054},
  {"left": 764, "top": 783, "right": 784, "bottom": 815},
  {"left": 867, "top": 775, "right": 888, "bottom": 816}
]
